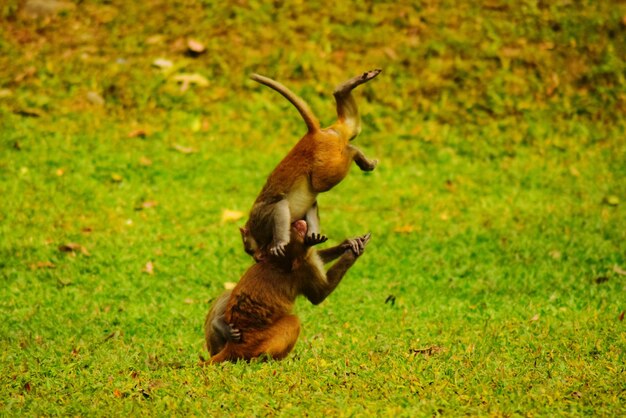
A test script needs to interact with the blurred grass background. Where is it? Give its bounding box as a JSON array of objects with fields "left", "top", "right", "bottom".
[{"left": 1, "top": 0, "right": 625, "bottom": 415}]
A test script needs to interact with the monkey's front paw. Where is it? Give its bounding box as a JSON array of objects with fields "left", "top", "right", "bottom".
[
  {"left": 344, "top": 233, "right": 371, "bottom": 256},
  {"left": 229, "top": 324, "right": 242, "bottom": 343},
  {"left": 305, "top": 233, "right": 328, "bottom": 247},
  {"left": 270, "top": 243, "right": 287, "bottom": 257}
]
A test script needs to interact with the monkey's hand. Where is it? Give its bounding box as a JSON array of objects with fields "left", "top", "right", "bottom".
[
  {"left": 228, "top": 324, "right": 242, "bottom": 343},
  {"left": 269, "top": 242, "right": 287, "bottom": 257},
  {"left": 342, "top": 233, "right": 371, "bottom": 256},
  {"left": 305, "top": 233, "right": 328, "bottom": 247}
]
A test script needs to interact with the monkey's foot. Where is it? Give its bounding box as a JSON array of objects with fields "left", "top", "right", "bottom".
[
  {"left": 357, "top": 157, "right": 378, "bottom": 172},
  {"left": 343, "top": 233, "right": 371, "bottom": 256},
  {"left": 334, "top": 69, "right": 382, "bottom": 95},
  {"left": 229, "top": 324, "right": 242, "bottom": 342},
  {"left": 305, "top": 233, "right": 328, "bottom": 247}
]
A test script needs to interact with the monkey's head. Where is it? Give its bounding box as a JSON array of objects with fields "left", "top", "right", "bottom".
[{"left": 239, "top": 226, "right": 260, "bottom": 261}]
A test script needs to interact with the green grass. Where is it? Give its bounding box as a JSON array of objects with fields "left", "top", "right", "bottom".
[{"left": 1, "top": 0, "right": 625, "bottom": 415}]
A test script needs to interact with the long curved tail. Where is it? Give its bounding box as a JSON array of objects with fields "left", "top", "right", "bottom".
[{"left": 250, "top": 73, "right": 320, "bottom": 133}]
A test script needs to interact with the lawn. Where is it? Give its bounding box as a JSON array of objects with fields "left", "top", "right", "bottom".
[{"left": 1, "top": 0, "right": 625, "bottom": 415}]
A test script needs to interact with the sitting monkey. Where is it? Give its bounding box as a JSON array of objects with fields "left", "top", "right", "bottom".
[
  {"left": 206, "top": 221, "right": 370, "bottom": 362},
  {"left": 241, "top": 70, "right": 381, "bottom": 260}
]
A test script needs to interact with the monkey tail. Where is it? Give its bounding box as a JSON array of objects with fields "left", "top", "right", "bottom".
[{"left": 250, "top": 73, "right": 320, "bottom": 133}]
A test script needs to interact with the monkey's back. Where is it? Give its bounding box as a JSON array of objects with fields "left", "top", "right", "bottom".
[{"left": 224, "top": 262, "right": 299, "bottom": 331}]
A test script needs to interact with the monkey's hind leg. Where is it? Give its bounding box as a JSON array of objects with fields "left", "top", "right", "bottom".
[
  {"left": 257, "top": 314, "right": 301, "bottom": 360},
  {"left": 333, "top": 69, "right": 381, "bottom": 139},
  {"left": 304, "top": 201, "right": 322, "bottom": 238},
  {"left": 270, "top": 199, "right": 292, "bottom": 257}
]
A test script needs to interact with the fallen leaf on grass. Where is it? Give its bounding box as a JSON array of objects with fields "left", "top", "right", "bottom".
[
  {"left": 530, "top": 314, "right": 540, "bottom": 321},
  {"left": 104, "top": 331, "right": 122, "bottom": 341},
  {"left": 29, "top": 261, "right": 55, "bottom": 270},
  {"left": 57, "top": 278, "right": 72, "bottom": 287},
  {"left": 549, "top": 250, "right": 562, "bottom": 260},
  {"left": 173, "top": 73, "right": 209, "bottom": 92},
  {"left": 183, "top": 298, "right": 194, "bottom": 304},
  {"left": 409, "top": 346, "right": 443, "bottom": 356},
  {"left": 619, "top": 311, "right": 624, "bottom": 322},
  {"left": 171, "top": 143, "right": 196, "bottom": 154},
  {"left": 58, "top": 242, "right": 89, "bottom": 255},
  {"left": 394, "top": 225, "right": 416, "bottom": 233},
  {"left": 135, "top": 201, "right": 158, "bottom": 210},
  {"left": 571, "top": 391, "right": 582, "bottom": 399},
  {"left": 87, "top": 91, "right": 105, "bottom": 106},
  {"left": 603, "top": 195, "right": 620, "bottom": 206},
  {"left": 15, "top": 107, "right": 44, "bottom": 117},
  {"left": 128, "top": 129, "right": 148, "bottom": 138},
  {"left": 143, "top": 261, "right": 154, "bottom": 275},
  {"left": 613, "top": 265, "right": 626, "bottom": 276},
  {"left": 221, "top": 209, "right": 244, "bottom": 223},
  {"left": 187, "top": 39, "right": 206, "bottom": 55},
  {"left": 224, "top": 282, "right": 237, "bottom": 290},
  {"left": 113, "top": 388, "right": 124, "bottom": 398},
  {"left": 139, "top": 156, "right": 153, "bottom": 166},
  {"left": 152, "top": 58, "right": 173, "bottom": 68}
]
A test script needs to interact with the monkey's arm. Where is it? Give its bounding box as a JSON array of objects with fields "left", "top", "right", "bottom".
[
  {"left": 304, "top": 234, "right": 371, "bottom": 305},
  {"left": 212, "top": 316, "right": 241, "bottom": 343},
  {"left": 270, "top": 199, "right": 292, "bottom": 257}
]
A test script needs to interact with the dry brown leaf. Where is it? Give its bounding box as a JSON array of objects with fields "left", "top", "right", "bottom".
[
  {"left": 409, "top": 346, "right": 444, "bottom": 356},
  {"left": 171, "top": 143, "right": 196, "bottom": 154},
  {"left": 143, "top": 261, "right": 154, "bottom": 275},
  {"left": 58, "top": 243, "right": 89, "bottom": 255},
  {"left": 173, "top": 73, "right": 209, "bottom": 92},
  {"left": 613, "top": 265, "right": 626, "bottom": 276},
  {"left": 137, "top": 201, "right": 158, "bottom": 210},
  {"left": 139, "top": 156, "right": 153, "bottom": 166},
  {"left": 128, "top": 129, "right": 148, "bottom": 138},
  {"left": 30, "top": 261, "right": 55, "bottom": 270},
  {"left": 394, "top": 225, "right": 416, "bottom": 233},
  {"left": 187, "top": 39, "right": 206, "bottom": 54},
  {"left": 221, "top": 209, "right": 244, "bottom": 223}
]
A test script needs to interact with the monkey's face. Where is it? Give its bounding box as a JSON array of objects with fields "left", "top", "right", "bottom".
[{"left": 239, "top": 226, "right": 260, "bottom": 260}]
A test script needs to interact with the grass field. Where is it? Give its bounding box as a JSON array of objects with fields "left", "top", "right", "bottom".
[{"left": 1, "top": 0, "right": 625, "bottom": 415}]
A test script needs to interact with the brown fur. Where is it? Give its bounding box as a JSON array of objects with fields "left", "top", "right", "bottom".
[
  {"left": 242, "top": 70, "right": 381, "bottom": 259},
  {"left": 207, "top": 221, "right": 370, "bottom": 363}
]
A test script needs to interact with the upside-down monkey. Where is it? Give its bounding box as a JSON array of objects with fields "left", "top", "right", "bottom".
[
  {"left": 205, "top": 220, "right": 370, "bottom": 362},
  {"left": 240, "top": 70, "right": 381, "bottom": 260}
]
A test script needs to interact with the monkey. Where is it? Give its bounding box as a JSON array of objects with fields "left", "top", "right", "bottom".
[
  {"left": 240, "top": 69, "right": 381, "bottom": 261},
  {"left": 204, "top": 290, "right": 241, "bottom": 356},
  {"left": 206, "top": 220, "right": 371, "bottom": 363}
]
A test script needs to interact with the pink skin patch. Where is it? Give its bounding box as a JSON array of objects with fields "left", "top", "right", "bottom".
[{"left": 292, "top": 220, "right": 308, "bottom": 238}]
